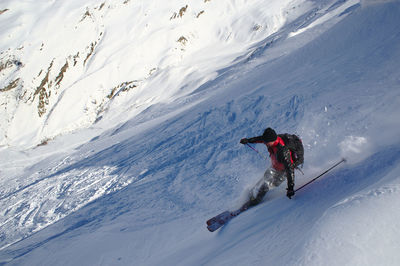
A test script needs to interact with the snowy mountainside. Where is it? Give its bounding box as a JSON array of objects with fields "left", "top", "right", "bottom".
[
  {"left": 1, "top": 0, "right": 400, "bottom": 265},
  {"left": 0, "top": 0, "right": 312, "bottom": 148}
]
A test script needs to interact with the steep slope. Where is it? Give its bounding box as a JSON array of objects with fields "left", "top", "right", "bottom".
[{"left": 1, "top": 0, "right": 400, "bottom": 265}]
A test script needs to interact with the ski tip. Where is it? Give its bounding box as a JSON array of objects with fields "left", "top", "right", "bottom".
[{"left": 207, "top": 226, "right": 215, "bottom": 232}]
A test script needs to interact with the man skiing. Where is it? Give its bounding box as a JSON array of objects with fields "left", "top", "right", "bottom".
[
  {"left": 206, "top": 127, "right": 304, "bottom": 232},
  {"left": 240, "top": 127, "right": 297, "bottom": 209}
]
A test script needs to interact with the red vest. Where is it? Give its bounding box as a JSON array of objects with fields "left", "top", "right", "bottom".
[{"left": 267, "top": 137, "right": 293, "bottom": 171}]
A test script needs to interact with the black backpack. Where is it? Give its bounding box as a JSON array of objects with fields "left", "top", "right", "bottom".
[{"left": 278, "top": 133, "right": 304, "bottom": 168}]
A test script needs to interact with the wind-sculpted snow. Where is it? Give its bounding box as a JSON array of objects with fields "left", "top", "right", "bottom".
[
  {"left": 298, "top": 151, "right": 400, "bottom": 266},
  {"left": 1, "top": 0, "right": 400, "bottom": 265}
]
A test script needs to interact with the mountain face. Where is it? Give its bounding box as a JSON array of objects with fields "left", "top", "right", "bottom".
[
  {"left": 0, "top": 0, "right": 315, "bottom": 148},
  {"left": 1, "top": 0, "right": 400, "bottom": 265}
]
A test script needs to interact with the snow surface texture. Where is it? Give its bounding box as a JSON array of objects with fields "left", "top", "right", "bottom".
[{"left": 1, "top": 0, "right": 400, "bottom": 265}]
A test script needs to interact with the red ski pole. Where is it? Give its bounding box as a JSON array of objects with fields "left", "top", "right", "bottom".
[{"left": 246, "top": 143, "right": 268, "bottom": 161}]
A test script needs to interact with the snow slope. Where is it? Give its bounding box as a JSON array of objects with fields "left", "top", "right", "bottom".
[{"left": 1, "top": 0, "right": 400, "bottom": 265}]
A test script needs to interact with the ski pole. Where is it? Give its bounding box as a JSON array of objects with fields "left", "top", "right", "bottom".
[
  {"left": 246, "top": 143, "right": 268, "bottom": 161},
  {"left": 295, "top": 158, "right": 346, "bottom": 193}
]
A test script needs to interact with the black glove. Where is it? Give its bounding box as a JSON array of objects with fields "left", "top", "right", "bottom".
[
  {"left": 286, "top": 187, "right": 295, "bottom": 199},
  {"left": 240, "top": 138, "right": 249, "bottom": 144}
]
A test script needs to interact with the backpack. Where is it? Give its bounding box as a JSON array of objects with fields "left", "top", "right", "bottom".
[{"left": 278, "top": 133, "right": 304, "bottom": 168}]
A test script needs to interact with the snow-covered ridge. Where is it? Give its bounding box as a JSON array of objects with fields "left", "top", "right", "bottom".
[{"left": 0, "top": 0, "right": 313, "bottom": 148}]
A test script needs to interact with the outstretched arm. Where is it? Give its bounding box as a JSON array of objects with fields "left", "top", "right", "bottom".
[{"left": 240, "top": 136, "right": 265, "bottom": 144}]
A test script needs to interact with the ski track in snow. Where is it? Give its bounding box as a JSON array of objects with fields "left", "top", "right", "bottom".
[{"left": 1, "top": 0, "right": 400, "bottom": 265}]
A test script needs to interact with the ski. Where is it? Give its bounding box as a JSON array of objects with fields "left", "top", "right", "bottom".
[
  {"left": 206, "top": 210, "right": 236, "bottom": 232},
  {"left": 206, "top": 205, "right": 247, "bottom": 232},
  {"left": 206, "top": 211, "right": 231, "bottom": 232}
]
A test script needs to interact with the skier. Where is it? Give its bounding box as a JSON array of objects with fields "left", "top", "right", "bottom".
[
  {"left": 206, "top": 128, "right": 305, "bottom": 231},
  {"left": 240, "top": 127, "right": 297, "bottom": 209}
]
